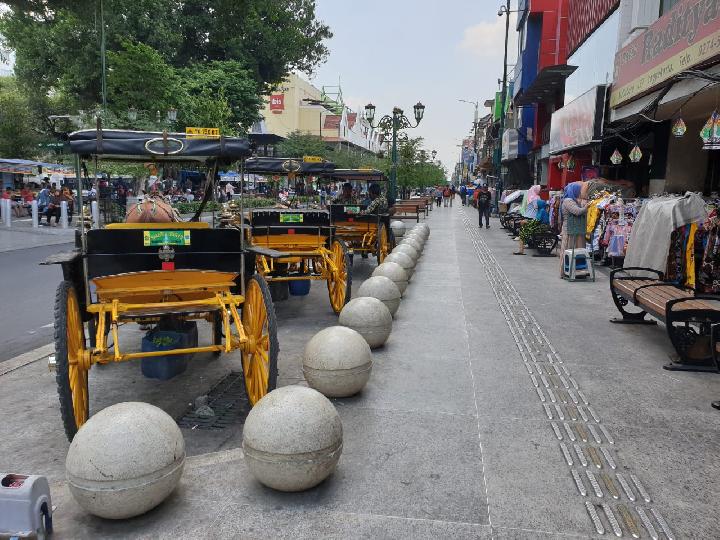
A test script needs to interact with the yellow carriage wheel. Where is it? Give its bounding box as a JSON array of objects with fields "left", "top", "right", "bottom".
[
  {"left": 377, "top": 223, "right": 390, "bottom": 264},
  {"left": 241, "top": 274, "right": 279, "bottom": 405},
  {"left": 327, "top": 239, "right": 352, "bottom": 314},
  {"left": 54, "top": 281, "right": 90, "bottom": 441}
]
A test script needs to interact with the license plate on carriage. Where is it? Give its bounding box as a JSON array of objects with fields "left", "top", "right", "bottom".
[
  {"left": 143, "top": 230, "right": 191, "bottom": 246},
  {"left": 344, "top": 206, "right": 360, "bottom": 214},
  {"left": 280, "top": 213, "right": 303, "bottom": 223}
]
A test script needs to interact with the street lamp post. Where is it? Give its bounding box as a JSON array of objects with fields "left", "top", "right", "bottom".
[
  {"left": 496, "top": 0, "right": 512, "bottom": 204},
  {"left": 364, "top": 102, "right": 425, "bottom": 204}
]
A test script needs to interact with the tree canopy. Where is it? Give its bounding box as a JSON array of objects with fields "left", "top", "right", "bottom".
[{"left": 0, "top": 0, "right": 332, "bottom": 153}]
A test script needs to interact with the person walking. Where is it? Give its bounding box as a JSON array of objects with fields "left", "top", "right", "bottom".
[
  {"left": 459, "top": 185, "right": 467, "bottom": 206},
  {"left": 449, "top": 185, "right": 455, "bottom": 207},
  {"left": 475, "top": 185, "right": 492, "bottom": 229},
  {"left": 434, "top": 186, "right": 442, "bottom": 207}
]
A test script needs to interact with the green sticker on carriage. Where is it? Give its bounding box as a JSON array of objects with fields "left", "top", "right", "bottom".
[
  {"left": 280, "top": 213, "right": 304, "bottom": 223},
  {"left": 344, "top": 206, "right": 360, "bottom": 214},
  {"left": 143, "top": 230, "right": 191, "bottom": 246}
]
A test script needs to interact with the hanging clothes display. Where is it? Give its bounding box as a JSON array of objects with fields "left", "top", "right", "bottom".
[{"left": 624, "top": 193, "right": 708, "bottom": 275}]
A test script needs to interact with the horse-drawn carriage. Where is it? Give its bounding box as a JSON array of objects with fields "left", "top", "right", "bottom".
[
  {"left": 324, "top": 169, "right": 395, "bottom": 265},
  {"left": 45, "top": 129, "right": 278, "bottom": 440},
  {"left": 240, "top": 157, "right": 351, "bottom": 314}
]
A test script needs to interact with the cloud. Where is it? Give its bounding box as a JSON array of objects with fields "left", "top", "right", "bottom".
[{"left": 458, "top": 13, "right": 518, "bottom": 61}]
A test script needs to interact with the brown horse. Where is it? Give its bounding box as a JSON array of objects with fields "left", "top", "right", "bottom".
[{"left": 125, "top": 196, "right": 179, "bottom": 223}]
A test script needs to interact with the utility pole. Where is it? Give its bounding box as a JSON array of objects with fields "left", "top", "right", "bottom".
[{"left": 497, "top": 0, "right": 512, "bottom": 207}]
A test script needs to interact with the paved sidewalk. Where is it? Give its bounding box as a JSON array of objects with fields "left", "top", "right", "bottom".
[
  {"left": 0, "top": 206, "right": 717, "bottom": 538},
  {"left": 0, "top": 219, "right": 76, "bottom": 252}
]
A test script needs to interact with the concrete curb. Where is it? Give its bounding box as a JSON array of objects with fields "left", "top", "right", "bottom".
[{"left": 0, "top": 343, "right": 54, "bottom": 377}]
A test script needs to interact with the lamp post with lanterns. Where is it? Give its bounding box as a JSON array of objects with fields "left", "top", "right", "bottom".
[{"left": 363, "top": 102, "right": 425, "bottom": 204}]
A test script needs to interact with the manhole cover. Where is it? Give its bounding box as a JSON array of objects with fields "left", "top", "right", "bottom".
[{"left": 177, "top": 371, "right": 250, "bottom": 430}]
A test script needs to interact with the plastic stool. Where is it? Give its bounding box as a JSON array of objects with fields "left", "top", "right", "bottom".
[{"left": 563, "top": 248, "right": 595, "bottom": 282}]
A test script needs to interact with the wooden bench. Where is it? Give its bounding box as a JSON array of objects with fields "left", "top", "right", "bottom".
[
  {"left": 610, "top": 267, "right": 720, "bottom": 373},
  {"left": 398, "top": 199, "right": 429, "bottom": 217},
  {"left": 527, "top": 231, "right": 558, "bottom": 257},
  {"left": 391, "top": 202, "right": 421, "bottom": 222}
]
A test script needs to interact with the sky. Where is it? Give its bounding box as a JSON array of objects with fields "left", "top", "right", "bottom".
[{"left": 309, "top": 0, "right": 517, "bottom": 175}]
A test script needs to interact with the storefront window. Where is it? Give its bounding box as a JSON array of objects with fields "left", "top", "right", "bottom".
[
  {"left": 564, "top": 9, "right": 620, "bottom": 105},
  {"left": 660, "top": 0, "right": 681, "bottom": 16}
]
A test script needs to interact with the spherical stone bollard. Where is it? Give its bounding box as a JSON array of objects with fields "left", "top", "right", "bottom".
[
  {"left": 416, "top": 223, "right": 430, "bottom": 237},
  {"left": 404, "top": 232, "right": 426, "bottom": 248},
  {"left": 401, "top": 236, "right": 423, "bottom": 254},
  {"left": 384, "top": 251, "right": 415, "bottom": 280},
  {"left": 339, "top": 296, "right": 393, "bottom": 348},
  {"left": 372, "top": 261, "right": 409, "bottom": 296},
  {"left": 65, "top": 402, "right": 185, "bottom": 519},
  {"left": 357, "top": 275, "right": 402, "bottom": 316},
  {"left": 390, "top": 220, "right": 406, "bottom": 239},
  {"left": 393, "top": 243, "right": 419, "bottom": 262},
  {"left": 303, "top": 326, "right": 373, "bottom": 397},
  {"left": 243, "top": 386, "right": 343, "bottom": 492}
]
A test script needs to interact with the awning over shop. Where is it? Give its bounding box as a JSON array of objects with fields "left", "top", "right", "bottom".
[
  {"left": 515, "top": 65, "right": 577, "bottom": 106},
  {"left": 0, "top": 158, "right": 74, "bottom": 176},
  {"left": 549, "top": 85, "right": 606, "bottom": 155}
]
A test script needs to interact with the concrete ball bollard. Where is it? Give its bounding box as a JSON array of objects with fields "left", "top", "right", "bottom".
[
  {"left": 303, "top": 326, "right": 373, "bottom": 397},
  {"left": 243, "top": 386, "right": 343, "bottom": 492},
  {"left": 339, "top": 296, "right": 393, "bottom": 348},
  {"left": 390, "top": 220, "right": 406, "bottom": 239},
  {"left": 412, "top": 223, "right": 429, "bottom": 236},
  {"left": 404, "top": 232, "right": 426, "bottom": 248},
  {"left": 393, "top": 243, "right": 420, "bottom": 262},
  {"left": 65, "top": 402, "right": 185, "bottom": 519},
  {"left": 384, "top": 251, "right": 415, "bottom": 280},
  {"left": 372, "top": 261, "right": 409, "bottom": 295},
  {"left": 357, "top": 275, "right": 402, "bottom": 316},
  {"left": 401, "top": 236, "right": 423, "bottom": 254}
]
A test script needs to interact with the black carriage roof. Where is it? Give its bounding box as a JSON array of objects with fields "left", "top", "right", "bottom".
[
  {"left": 243, "top": 157, "right": 335, "bottom": 176},
  {"left": 325, "top": 169, "right": 387, "bottom": 182},
  {"left": 68, "top": 129, "right": 253, "bottom": 162}
]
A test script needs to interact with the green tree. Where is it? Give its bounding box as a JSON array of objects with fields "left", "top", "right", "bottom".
[
  {"left": 0, "top": 1, "right": 332, "bottom": 130},
  {"left": 276, "top": 131, "right": 328, "bottom": 158},
  {"left": 0, "top": 77, "right": 40, "bottom": 157},
  {"left": 178, "top": 61, "right": 263, "bottom": 130},
  {"left": 107, "top": 40, "right": 181, "bottom": 115}
]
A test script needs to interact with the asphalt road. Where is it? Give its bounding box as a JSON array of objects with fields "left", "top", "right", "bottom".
[{"left": 0, "top": 242, "right": 71, "bottom": 362}]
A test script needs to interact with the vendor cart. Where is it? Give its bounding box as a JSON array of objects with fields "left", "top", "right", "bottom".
[
  {"left": 324, "top": 169, "right": 395, "bottom": 264},
  {"left": 241, "top": 157, "right": 351, "bottom": 314},
  {"left": 45, "top": 129, "right": 278, "bottom": 440}
]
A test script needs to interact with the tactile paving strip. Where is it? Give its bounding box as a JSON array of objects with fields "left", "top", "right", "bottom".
[
  {"left": 177, "top": 371, "right": 250, "bottom": 430},
  {"left": 461, "top": 210, "right": 675, "bottom": 539}
]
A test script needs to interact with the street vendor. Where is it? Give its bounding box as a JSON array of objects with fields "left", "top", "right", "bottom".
[
  {"left": 332, "top": 182, "right": 356, "bottom": 204},
  {"left": 361, "top": 183, "right": 388, "bottom": 215}
]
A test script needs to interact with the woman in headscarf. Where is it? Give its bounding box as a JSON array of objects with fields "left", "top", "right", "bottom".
[{"left": 559, "top": 181, "right": 589, "bottom": 277}]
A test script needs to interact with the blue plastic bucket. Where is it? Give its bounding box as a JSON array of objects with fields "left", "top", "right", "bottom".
[{"left": 289, "top": 280, "right": 311, "bottom": 296}]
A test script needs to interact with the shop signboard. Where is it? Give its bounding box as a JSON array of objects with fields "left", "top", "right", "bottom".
[
  {"left": 549, "top": 86, "right": 606, "bottom": 154},
  {"left": 611, "top": 0, "right": 720, "bottom": 108},
  {"left": 270, "top": 94, "right": 285, "bottom": 113}
]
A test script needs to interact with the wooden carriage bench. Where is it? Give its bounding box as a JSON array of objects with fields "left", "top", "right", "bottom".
[
  {"left": 610, "top": 267, "right": 720, "bottom": 373},
  {"left": 528, "top": 231, "right": 559, "bottom": 257}
]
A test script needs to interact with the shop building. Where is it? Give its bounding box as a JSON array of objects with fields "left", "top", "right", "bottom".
[
  {"left": 259, "top": 73, "right": 383, "bottom": 156},
  {"left": 511, "top": 0, "right": 572, "bottom": 188},
  {"left": 609, "top": 0, "right": 720, "bottom": 195}
]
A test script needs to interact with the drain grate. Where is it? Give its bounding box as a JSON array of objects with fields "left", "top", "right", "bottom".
[{"left": 177, "top": 371, "right": 250, "bottom": 430}]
